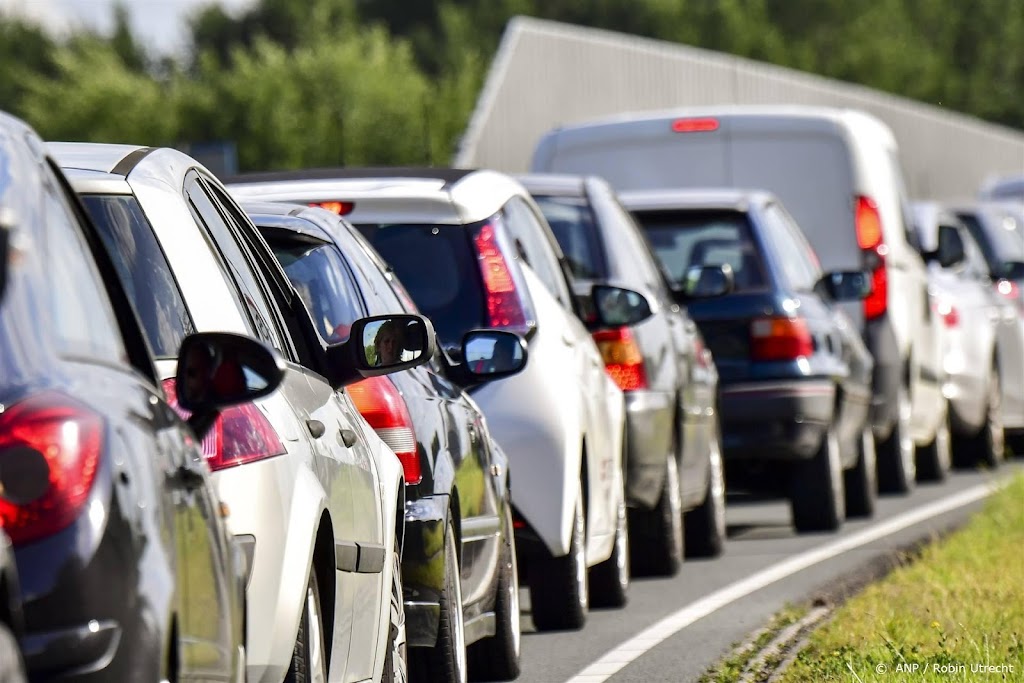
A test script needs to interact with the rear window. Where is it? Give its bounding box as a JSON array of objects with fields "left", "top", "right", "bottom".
[
  {"left": 957, "top": 210, "right": 1024, "bottom": 271},
  {"left": 81, "top": 194, "right": 195, "bottom": 358},
  {"left": 354, "top": 223, "right": 486, "bottom": 346},
  {"left": 531, "top": 195, "right": 608, "bottom": 279},
  {"left": 631, "top": 209, "right": 767, "bottom": 292}
]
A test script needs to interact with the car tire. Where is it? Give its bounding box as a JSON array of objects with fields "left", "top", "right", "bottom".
[
  {"left": 628, "top": 454, "right": 683, "bottom": 577},
  {"left": 916, "top": 402, "right": 951, "bottom": 482},
  {"left": 790, "top": 425, "right": 844, "bottom": 533},
  {"left": 382, "top": 536, "right": 408, "bottom": 683},
  {"left": 876, "top": 382, "right": 916, "bottom": 494},
  {"left": 589, "top": 475, "right": 629, "bottom": 609},
  {"left": 684, "top": 430, "right": 726, "bottom": 558},
  {"left": 0, "top": 622, "right": 25, "bottom": 683},
  {"left": 953, "top": 366, "right": 1005, "bottom": 469},
  {"left": 468, "top": 504, "right": 521, "bottom": 681},
  {"left": 529, "top": 488, "right": 588, "bottom": 631},
  {"left": 843, "top": 426, "right": 877, "bottom": 518},
  {"left": 285, "top": 570, "right": 328, "bottom": 683},
  {"left": 409, "top": 521, "right": 467, "bottom": 683}
]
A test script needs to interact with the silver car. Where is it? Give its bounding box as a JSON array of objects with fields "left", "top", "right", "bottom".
[{"left": 52, "top": 143, "right": 428, "bottom": 683}]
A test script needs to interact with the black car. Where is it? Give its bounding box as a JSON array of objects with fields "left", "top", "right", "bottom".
[
  {"left": 243, "top": 201, "right": 526, "bottom": 682},
  {"left": 518, "top": 173, "right": 725, "bottom": 574},
  {"left": 0, "top": 112, "right": 282, "bottom": 680},
  {"left": 621, "top": 188, "right": 877, "bottom": 532}
]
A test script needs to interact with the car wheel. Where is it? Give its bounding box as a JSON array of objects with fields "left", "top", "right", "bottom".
[
  {"left": 916, "top": 402, "right": 951, "bottom": 481},
  {"left": 468, "top": 503, "right": 521, "bottom": 681},
  {"left": 684, "top": 430, "right": 726, "bottom": 558},
  {"left": 589, "top": 473, "right": 629, "bottom": 609},
  {"left": 954, "top": 366, "right": 1005, "bottom": 469},
  {"left": 628, "top": 451, "right": 683, "bottom": 577},
  {"left": 285, "top": 571, "right": 328, "bottom": 683},
  {"left": 0, "top": 622, "right": 25, "bottom": 683},
  {"left": 790, "top": 425, "right": 844, "bottom": 533},
  {"left": 876, "top": 382, "right": 916, "bottom": 494},
  {"left": 843, "top": 426, "right": 877, "bottom": 518},
  {"left": 529, "top": 488, "right": 588, "bottom": 631},
  {"left": 382, "top": 536, "right": 408, "bottom": 683},
  {"left": 409, "top": 521, "right": 467, "bottom": 683}
]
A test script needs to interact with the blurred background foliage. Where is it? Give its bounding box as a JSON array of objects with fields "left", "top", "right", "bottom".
[{"left": 1, "top": 0, "right": 1021, "bottom": 171}]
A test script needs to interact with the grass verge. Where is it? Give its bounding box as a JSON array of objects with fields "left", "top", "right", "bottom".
[{"left": 777, "top": 472, "right": 1024, "bottom": 682}]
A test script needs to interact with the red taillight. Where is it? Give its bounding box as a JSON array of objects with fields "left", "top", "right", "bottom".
[
  {"left": 671, "top": 118, "right": 719, "bottom": 133},
  {"left": 310, "top": 201, "right": 354, "bottom": 216},
  {"left": 592, "top": 327, "right": 648, "bottom": 391},
  {"left": 933, "top": 299, "right": 959, "bottom": 328},
  {"left": 473, "top": 222, "right": 530, "bottom": 334},
  {"left": 347, "top": 377, "right": 421, "bottom": 485},
  {"left": 0, "top": 393, "right": 103, "bottom": 546},
  {"left": 856, "top": 196, "right": 888, "bottom": 320},
  {"left": 750, "top": 317, "right": 814, "bottom": 361},
  {"left": 996, "top": 279, "right": 1023, "bottom": 311},
  {"left": 163, "top": 379, "right": 286, "bottom": 472}
]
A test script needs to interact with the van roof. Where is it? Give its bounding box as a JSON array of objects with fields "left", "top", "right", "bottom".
[{"left": 618, "top": 188, "right": 773, "bottom": 213}]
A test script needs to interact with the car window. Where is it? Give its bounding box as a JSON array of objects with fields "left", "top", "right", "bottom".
[
  {"left": 606, "top": 195, "right": 669, "bottom": 290},
  {"left": 185, "top": 176, "right": 284, "bottom": 350},
  {"left": 632, "top": 208, "right": 768, "bottom": 292},
  {"left": 81, "top": 194, "right": 195, "bottom": 358},
  {"left": 41, "top": 167, "right": 127, "bottom": 363},
  {"left": 502, "top": 196, "right": 572, "bottom": 306},
  {"left": 267, "top": 237, "right": 366, "bottom": 344},
  {"left": 531, "top": 194, "right": 607, "bottom": 280},
  {"left": 759, "top": 202, "right": 822, "bottom": 291}
]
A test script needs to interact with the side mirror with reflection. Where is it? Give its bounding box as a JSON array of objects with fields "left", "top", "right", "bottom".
[
  {"left": 816, "top": 270, "right": 873, "bottom": 302},
  {"left": 448, "top": 330, "right": 528, "bottom": 386},
  {"left": 998, "top": 260, "right": 1024, "bottom": 281},
  {"left": 591, "top": 285, "right": 653, "bottom": 327},
  {"left": 324, "top": 313, "right": 437, "bottom": 389},
  {"left": 674, "top": 264, "right": 734, "bottom": 301},
  {"left": 175, "top": 332, "right": 287, "bottom": 439}
]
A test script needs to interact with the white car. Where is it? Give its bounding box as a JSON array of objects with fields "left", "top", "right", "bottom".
[
  {"left": 52, "top": 143, "right": 422, "bottom": 683},
  {"left": 228, "top": 168, "right": 629, "bottom": 631}
]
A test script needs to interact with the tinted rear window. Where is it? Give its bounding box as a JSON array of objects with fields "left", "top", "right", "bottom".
[
  {"left": 81, "top": 194, "right": 195, "bottom": 358},
  {"left": 531, "top": 195, "right": 607, "bottom": 279},
  {"left": 631, "top": 209, "right": 767, "bottom": 292},
  {"left": 354, "top": 223, "right": 485, "bottom": 345}
]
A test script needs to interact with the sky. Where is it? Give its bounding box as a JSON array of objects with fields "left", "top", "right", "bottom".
[{"left": 0, "top": 0, "right": 255, "bottom": 55}]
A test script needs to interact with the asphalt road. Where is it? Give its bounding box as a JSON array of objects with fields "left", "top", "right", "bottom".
[{"left": 512, "top": 461, "right": 1022, "bottom": 683}]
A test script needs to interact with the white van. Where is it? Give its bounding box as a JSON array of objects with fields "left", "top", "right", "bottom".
[{"left": 532, "top": 105, "right": 947, "bottom": 493}]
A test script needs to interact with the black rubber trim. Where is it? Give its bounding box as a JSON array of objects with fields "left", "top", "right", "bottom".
[{"left": 110, "top": 147, "right": 155, "bottom": 176}]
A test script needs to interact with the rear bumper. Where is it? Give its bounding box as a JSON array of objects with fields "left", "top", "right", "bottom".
[
  {"left": 719, "top": 379, "right": 834, "bottom": 461},
  {"left": 622, "top": 390, "right": 674, "bottom": 510},
  {"left": 402, "top": 494, "right": 449, "bottom": 648}
]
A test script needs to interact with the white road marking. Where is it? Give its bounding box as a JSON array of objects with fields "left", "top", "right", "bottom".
[{"left": 565, "top": 481, "right": 1000, "bottom": 683}]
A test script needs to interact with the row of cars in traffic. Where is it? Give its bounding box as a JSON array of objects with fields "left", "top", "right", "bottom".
[{"left": 1, "top": 100, "right": 1022, "bottom": 683}]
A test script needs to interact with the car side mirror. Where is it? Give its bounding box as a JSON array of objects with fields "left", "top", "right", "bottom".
[
  {"left": 324, "top": 313, "right": 437, "bottom": 389},
  {"left": 935, "top": 224, "right": 966, "bottom": 269},
  {"left": 451, "top": 330, "right": 528, "bottom": 386},
  {"left": 998, "top": 260, "right": 1024, "bottom": 281},
  {"left": 592, "top": 284, "right": 653, "bottom": 327},
  {"left": 675, "top": 264, "right": 734, "bottom": 301},
  {"left": 0, "top": 208, "right": 12, "bottom": 303},
  {"left": 175, "top": 332, "right": 287, "bottom": 438},
  {"left": 817, "top": 270, "right": 873, "bottom": 302}
]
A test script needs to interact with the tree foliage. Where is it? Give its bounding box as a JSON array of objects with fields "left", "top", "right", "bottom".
[{"left": 0, "top": 0, "right": 1021, "bottom": 171}]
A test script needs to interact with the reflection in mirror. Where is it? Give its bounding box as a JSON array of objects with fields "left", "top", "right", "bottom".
[
  {"left": 362, "top": 317, "right": 427, "bottom": 368},
  {"left": 176, "top": 332, "right": 284, "bottom": 412},
  {"left": 463, "top": 331, "right": 527, "bottom": 376},
  {"left": 823, "top": 270, "right": 873, "bottom": 302},
  {"left": 592, "top": 285, "right": 652, "bottom": 327},
  {"left": 683, "top": 264, "right": 734, "bottom": 299}
]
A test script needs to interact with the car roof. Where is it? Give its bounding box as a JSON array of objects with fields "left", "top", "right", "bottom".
[
  {"left": 514, "top": 173, "right": 589, "bottom": 196},
  {"left": 617, "top": 187, "right": 771, "bottom": 212},
  {"left": 241, "top": 201, "right": 337, "bottom": 244},
  {"left": 48, "top": 142, "right": 219, "bottom": 193},
  {"left": 228, "top": 167, "right": 533, "bottom": 225}
]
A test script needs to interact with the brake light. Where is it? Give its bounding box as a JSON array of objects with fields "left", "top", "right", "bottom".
[
  {"left": 163, "top": 379, "right": 286, "bottom": 472},
  {"left": 671, "top": 118, "right": 719, "bottom": 133},
  {"left": 934, "top": 298, "right": 959, "bottom": 328},
  {"left": 750, "top": 317, "right": 813, "bottom": 361},
  {"left": 310, "top": 201, "right": 354, "bottom": 216},
  {"left": 473, "top": 222, "right": 530, "bottom": 335},
  {"left": 0, "top": 393, "right": 103, "bottom": 546},
  {"left": 996, "top": 279, "right": 1022, "bottom": 308},
  {"left": 592, "top": 327, "right": 648, "bottom": 391},
  {"left": 855, "top": 196, "right": 888, "bottom": 320},
  {"left": 347, "top": 376, "right": 421, "bottom": 485}
]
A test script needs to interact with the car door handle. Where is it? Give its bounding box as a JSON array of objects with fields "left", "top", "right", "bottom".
[
  {"left": 339, "top": 429, "right": 358, "bottom": 448},
  {"left": 306, "top": 419, "right": 326, "bottom": 439},
  {"left": 169, "top": 463, "right": 206, "bottom": 492}
]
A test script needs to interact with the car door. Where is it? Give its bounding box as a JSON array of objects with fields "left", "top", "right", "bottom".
[
  {"left": 945, "top": 222, "right": 999, "bottom": 390},
  {"left": 45, "top": 163, "right": 240, "bottom": 680}
]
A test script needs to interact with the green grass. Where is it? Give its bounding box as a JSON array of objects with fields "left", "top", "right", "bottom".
[{"left": 778, "top": 473, "right": 1024, "bottom": 682}]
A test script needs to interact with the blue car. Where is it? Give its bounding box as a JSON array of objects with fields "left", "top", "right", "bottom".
[{"left": 621, "top": 188, "right": 877, "bottom": 532}]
